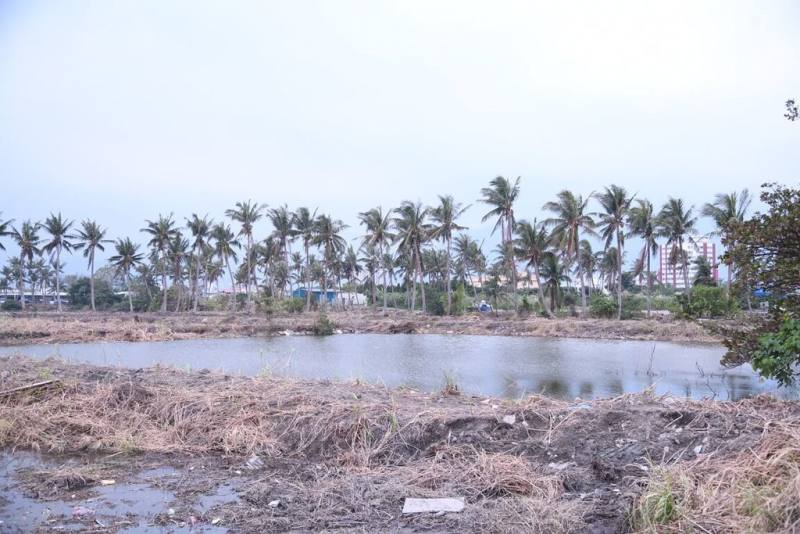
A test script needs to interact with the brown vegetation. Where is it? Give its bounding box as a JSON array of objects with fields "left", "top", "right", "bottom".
[
  {"left": 0, "top": 309, "right": 721, "bottom": 346},
  {"left": 0, "top": 355, "right": 796, "bottom": 532}
]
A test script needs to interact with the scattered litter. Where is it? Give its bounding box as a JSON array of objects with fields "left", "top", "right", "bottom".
[
  {"left": 576, "top": 403, "right": 592, "bottom": 410},
  {"left": 402, "top": 497, "right": 465, "bottom": 514},
  {"left": 99, "top": 479, "right": 115, "bottom": 486},
  {"left": 211, "top": 517, "right": 222, "bottom": 525},
  {"left": 72, "top": 506, "right": 95, "bottom": 519},
  {"left": 547, "top": 461, "right": 573, "bottom": 471},
  {"left": 502, "top": 415, "right": 516, "bottom": 425},
  {"left": 268, "top": 500, "right": 280, "bottom": 508},
  {"left": 245, "top": 455, "right": 264, "bottom": 470},
  {"left": 693, "top": 445, "right": 703, "bottom": 455}
]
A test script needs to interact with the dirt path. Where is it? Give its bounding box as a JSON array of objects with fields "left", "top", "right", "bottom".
[
  {"left": 0, "top": 310, "right": 722, "bottom": 346},
  {"left": 0, "top": 356, "right": 793, "bottom": 533}
]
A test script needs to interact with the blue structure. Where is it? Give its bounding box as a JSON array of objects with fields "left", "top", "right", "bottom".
[{"left": 292, "top": 287, "right": 338, "bottom": 304}]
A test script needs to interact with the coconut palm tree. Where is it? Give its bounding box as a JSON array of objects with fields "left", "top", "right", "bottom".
[
  {"left": 41, "top": 213, "right": 75, "bottom": 311},
  {"left": 74, "top": 220, "right": 111, "bottom": 312},
  {"left": 109, "top": 238, "right": 144, "bottom": 312},
  {"left": 628, "top": 199, "right": 659, "bottom": 318},
  {"left": 658, "top": 198, "right": 698, "bottom": 297},
  {"left": 480, "top": 176, "right": 521, "bottom": 308},
  {"left": 596, "top": 185, "right": 634, "bottom": 319},
  {"left": 186, "top": 214, "right": 213, "bottom": 312},
  {"left": 358, "top": 207, "right": 394, "bottom": 312},
  {"left": 211, "top": 223, "right": 240, "bottom": 309},
  {"left": 225, "top": 201, "right": 265, "bottom": 305},
  {"left": 543, "top": 190, "right": 595, "bottom": 314},
  {"left": 292, "top": 207, "right": 318, "bottom": 311},
  {"left": 268, "top": 205, "right": 294, "bottom": 295},
  {"left": 142, "top": 214, "right": 179, "bottom": 312},
  {"left": 312, "top": 214, "right": 347, "bottom": 309},
  {"left": 514, "top": 219, "right": 554, "bottom": 317},
  {"left": 12, "top": 221, "right": 41, "bottom": 309},
  {"left": 343, "top": 245, "right": 362, "bottom": 308},
  {"left": 577, "top": 240, "right": 599, "bottom": 291},
  {"left": 430, "top": 195, "right": 469, "bottom": 315},
  {"left": 168, "top": 233, "right": 190, "bottom": 312},
  {"left": 701, "top": 190, "right": 752, "bottom": 296},
  {"left": 393, "top": 201, "right": 431, "bottom": 312},
  {"left": 539, "top": 251, "right": 570, "bottom": 314}
]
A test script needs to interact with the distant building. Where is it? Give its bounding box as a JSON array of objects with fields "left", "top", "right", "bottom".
[
  {"left": 291, "top": 286, "right": 340, "bottom": 304},
  {"left": 657, "top": 236, "right": 718, "bottom": 289}
]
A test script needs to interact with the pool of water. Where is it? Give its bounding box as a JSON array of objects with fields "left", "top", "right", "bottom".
[{"left": 0, "top": 334, "right": 790, "bottom": 401}]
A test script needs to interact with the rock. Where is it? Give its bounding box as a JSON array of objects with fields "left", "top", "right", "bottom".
[
  {"left": 268, "top": 499, "right": 280, "bottom": 508},
  {"left": 402, "top": 497, "right": 465, "bottom": 514},
  {"left": 502, "top": 415, "right": 516, "bottom": 425}
]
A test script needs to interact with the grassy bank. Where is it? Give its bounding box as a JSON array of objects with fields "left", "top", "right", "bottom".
[
  {"left": 0, "top": 356, "right": 796, "bottom": 532},
  {"left": 0, "top": 309, "right": 721, "bottom": 346}
]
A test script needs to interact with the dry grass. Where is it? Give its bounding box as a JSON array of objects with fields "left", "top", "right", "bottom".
[{"left": 632, "top": 410, "right": 800, "bottom": 533}]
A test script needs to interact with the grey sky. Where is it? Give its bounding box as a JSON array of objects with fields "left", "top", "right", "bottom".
[{"left": 1, "top": 0, "right": 799, "bottom": 274}]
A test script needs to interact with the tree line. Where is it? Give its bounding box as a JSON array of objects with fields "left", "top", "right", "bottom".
[{"left": 0, "top": 178, "right": 751, "bottom": 316}]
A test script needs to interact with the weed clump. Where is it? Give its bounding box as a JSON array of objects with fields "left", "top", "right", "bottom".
[{"left": 312, "top": 311, "right": 335, "bottom": 336}]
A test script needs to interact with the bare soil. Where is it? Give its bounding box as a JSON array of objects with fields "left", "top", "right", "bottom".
[
  {"left": 0, "top": 309, "right": 721, "bottom": 346},
  {"left": 0, "top": 355, "right": 794, "bottom": 533}
]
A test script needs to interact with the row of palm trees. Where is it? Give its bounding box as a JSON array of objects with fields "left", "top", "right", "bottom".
[{"left": 0, "top": 179, "right": 751, "bottom": 316}]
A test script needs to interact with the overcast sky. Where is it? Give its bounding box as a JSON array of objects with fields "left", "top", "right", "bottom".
[{"left": 1, "top": 0, "right": 799, "bottom": 275}]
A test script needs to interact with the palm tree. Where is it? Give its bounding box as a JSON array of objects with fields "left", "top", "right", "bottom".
[
  {"left": 543, "top": 190, "right": 595, "bottom": 314},
  {"left": 292, "top": 207, "right": 318, "bottom": 311},
  {"left": 211, "top": 223, "right": 241, "bottom": 310},
  {"left": 343, "top": 245, "right": 362, "bottom": 308},
  {"left": 168, "top": 233, "right": 190, "bottom": 312},
  {"left": 142, "top": 214, "right": 179, "bottom": 312},
  {"left": 42, "top": 213, "right": 75, "bottom": 311},
  {"left": 312, "top": 214, "right": 347, "bottom": 309},
  {"left": 74, "top": 220, "right": 111, "bottom": 312},
  {"left": 226, "top": 200, "right": 265, "bottom": 305},
  {"left": 268, "top": 205, "right": 294, "bottom": 295},
  {"left": 628, "top": 199, "right": 659, "bottom": 318},
  {"left": 430, "top": 195, "right": 469, "bottom": 315},
  {"left": 577, "top": 240, "right": 599, "bottom": 291},
  {"left": 358, "top": 207, "right": 394, "bottom": 312},
  {"left": 701, "top": 190, "right": 752, "bottom": 296},
  {"left": 393, "top": 201, "right": 431, "bottom": 312},
  {"left": 12, "top": 221, "right": 41, "bottom": 309},
  {"left": 539, "top": 251, "right": 570, "bottom": 314},
  {"left": 596, "top": 185, "right": 633, "bottom": 319},
  {"left": 658, "top": 197, "right": 698, "bottom": 296},
  {"left": 109, "top": 238, "right": 144, "bottom": 312},
  {"left": 480, "top": 176, "right": 521, "bottom": 308},
  {"left": 514, "top": 219, "right": 554, "bottom": 317},
  {"left": 186, "top": 214, "right": 213, "bottom": 312},
  {"left": 0, "top": 213, "right": 13, "bottom": 251}
]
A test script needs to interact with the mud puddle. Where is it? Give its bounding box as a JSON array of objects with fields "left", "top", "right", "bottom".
[{"left": 0, "top": 452, "right": 236, "bottom": 533}]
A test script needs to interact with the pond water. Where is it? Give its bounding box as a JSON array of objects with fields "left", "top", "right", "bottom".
[{"left": 0, "top": 334, "right": 791, "bottom": 401}]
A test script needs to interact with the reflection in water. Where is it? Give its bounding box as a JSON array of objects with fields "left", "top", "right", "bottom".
[{"left": 0, "top": 335, "right": 795, "bottom": 401}]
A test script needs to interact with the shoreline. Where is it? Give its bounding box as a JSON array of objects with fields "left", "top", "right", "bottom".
[
  {"left": 0, "top": 310, "right": 723, "bottom": 346},
  {"left": 0, "top": 355, "right": 795, "bottom": 533}
]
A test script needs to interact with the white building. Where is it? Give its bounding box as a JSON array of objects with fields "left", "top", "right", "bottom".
[{"left": 657, "top": 236, "right": 718, "bottom": 289}]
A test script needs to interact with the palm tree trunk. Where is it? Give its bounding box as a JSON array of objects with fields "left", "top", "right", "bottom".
[
  {"left": 416, "top": 246, "right": 426, "bottom": 312},
  {"left": 304, "top": 243, "right": 312, "bottom": 311},
  {"left": 646, "top": 247, "right": 652, "bottom": 319},
  {"left": 193, "top": 253, "right": 201, "bottom": 312},
  {"left": 680, "top": 238, "right": 690, "bottom": 301},
  {"left": 90, "top": 256, "right": 96, "bottom": 312},
  {"left": 18, "top": 258, "right": 25, "bottom": 310},
  {"left": 445, "top": 237, "right": 452, "bottom": 315},
  {"left": 533, "top": 264, "right": 554, "bottom": 318},
  {"left": 127, "top": 272, "right": 134, "bottom": 312},
  {"left": 55, "top": 245, "right": 62, "bottom": 312},
  {"left": 381, "top": 242, "right": 388, "bottom": 312},
  {"left": 616, "top": 231, "right": 623, "bottom": 320},
  {"left": 161, "top": 252, "right": 168, "bottom": 312},
  {"left": 225, "top": 257, "right": 236, "bottom": 312}
]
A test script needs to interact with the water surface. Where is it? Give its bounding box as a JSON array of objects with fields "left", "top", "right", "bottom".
[{"left": 0, "top": 334, "right": 790, "bottom": 401}]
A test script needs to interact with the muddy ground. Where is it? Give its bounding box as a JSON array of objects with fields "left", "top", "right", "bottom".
[
  {"left": 0, "top": 356, "right": 794, "bottom": 533},
  {"left": 0, "top": 310, "right": 722, "bottom": 346}
]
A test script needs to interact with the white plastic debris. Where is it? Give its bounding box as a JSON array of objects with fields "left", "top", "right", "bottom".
[
  {"left": 502, "top": 415, "right": 516, "bottom": 425},
  {"left": 402, "top": 497, "right": 465, "bottom": 514},
  {"left": 268, "top": 500, "right": 280, "bottom": 508}
]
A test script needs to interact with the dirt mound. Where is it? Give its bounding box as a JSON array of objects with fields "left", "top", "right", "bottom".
[{"left": 0, "top": 355, "right": 795, "bottom": 533}]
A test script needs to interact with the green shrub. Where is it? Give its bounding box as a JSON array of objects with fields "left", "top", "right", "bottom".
[
  {"left": 751, "top": 317, "right": 800, "bottom": 386},
  {"left": 312, "top": 311, "right": 336, "bottom": 336},
  {"left": 519, "top": 295, "right": 533, "bottom": 316},
  {"left": 622, "top": 295, "right": 644, "bottom": 319},
  {"left": 451, "top": 285, "right": 467, "bottom": 316},
  {"left": 678, "top": 286, "right": 735, "bottom": 318},
  {"left": 284, "top": 297, "right": 305, "bottom": 314},
  {"left": 589, "top": 295, "right": 616, "bottom": 318},
  {"left": 1, "top": 300, "right": 21, "bottom": 311}
]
